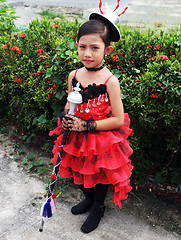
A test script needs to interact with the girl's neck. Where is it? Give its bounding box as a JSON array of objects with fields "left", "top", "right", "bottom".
[{"left": 85, "top": 64, "right": 104, "bottom": 72}]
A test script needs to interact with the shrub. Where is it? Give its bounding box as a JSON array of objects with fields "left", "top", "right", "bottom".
[
  {"left": 120, "top": 58, "right": 181, "bottom": 183},
  {"left": 0, "top": 17, "right": 81, "bottom": 129},
  {"left": 0, "top": 11, "right": 180, "bottom": 184}
]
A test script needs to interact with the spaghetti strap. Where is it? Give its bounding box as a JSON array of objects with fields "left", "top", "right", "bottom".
[
  {"left": 104, "top": 75, "right": 114, "bottom": 85},
  {"left": 74, "top": 69, "right": 79, "bottom": 78}
]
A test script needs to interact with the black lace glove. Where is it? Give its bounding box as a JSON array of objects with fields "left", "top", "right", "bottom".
[
  {"left": 60, "top": 109, "right": 69, "bottom": 126},
  {"left": 62, "top": 115, "right": 97, "bottom": 133}
]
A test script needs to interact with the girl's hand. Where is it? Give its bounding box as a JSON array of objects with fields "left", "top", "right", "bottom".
[{"left": 62, "top": 115, "right": 97, "bottom": 132}]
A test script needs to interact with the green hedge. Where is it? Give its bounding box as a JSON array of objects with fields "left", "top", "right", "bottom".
[{"left": 0, "top": 8, "right": 180, "bottom": 184}]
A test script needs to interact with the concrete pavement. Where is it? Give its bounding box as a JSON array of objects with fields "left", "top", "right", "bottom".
[{"left": 0, "top": 153, "right": 180, "bottom": 240}]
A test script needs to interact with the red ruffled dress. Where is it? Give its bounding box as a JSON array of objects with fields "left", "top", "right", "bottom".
[{"left": 49, "top": 70, "right": 133, "bottom": 209}]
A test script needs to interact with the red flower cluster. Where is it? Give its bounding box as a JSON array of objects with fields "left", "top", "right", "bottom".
[
  {"left": 158, "top": 55, "right": 169, "bottom": 61},
  {"left": 45, "top": 63, "right": 50, "bottom": 69},
  {"left": 112, "top": 53, "right": 119, "bottom": 62},
  {"left": 135, "top": 79, "right": 141, "bottom": 82},
  {"left": 53, "top": 24, "right": 60, "bottom": 29},
  {"left": 30, "top": 71, "right": 41, "bottom": 77},
  {"left": 48, "top": 84, "right": 56, "bottom": 95},
  {"left": 154, "top": 45, "right": 161, "bottom": 51},
  {"left": 150, "top": 88, "right": 159, "bottom": 98},
  {"left": 14, "top": 77, "right": 22, "bottom": 84},
  {"left": 37, "top": 48, "right": 44, "bottom": 56},
  {"left": 18, "top": 33, "right": 26, "bottom": 38},
  {"left": 150, "top": 93, "right": 158, "bottom": 98},
  {"left": 9, "top": 46, "right": 21, "bottom": 55},
  {"left": 149, "top": 56, "right": 156, "bottom": 60},
  {"left": 3, "top": 44, "right": 8, "bottom": 49}
]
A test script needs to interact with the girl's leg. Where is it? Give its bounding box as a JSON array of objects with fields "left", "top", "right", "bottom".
[
  {"left": 81, "top": 184, "right": 109, "bottom": 234},
  {"left": 71, "top": 185, "right": 95, "bottom": 215}
]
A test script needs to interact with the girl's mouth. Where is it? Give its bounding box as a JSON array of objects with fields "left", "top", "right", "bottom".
[{"left": 84, "top": 59, "right": 93, "bottom": 64}]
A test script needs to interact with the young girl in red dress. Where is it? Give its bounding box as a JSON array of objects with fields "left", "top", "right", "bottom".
[{"left": 49, "top": 5, "right": 133, "bottom": 234}]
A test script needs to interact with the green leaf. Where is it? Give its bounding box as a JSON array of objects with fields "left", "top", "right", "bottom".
[
  {"left": 121, "top": 90, "right": 127, "bottom": 100},
  {"left": 27, "top": 153, "right": 34, "bottom": 160},
  {"left": 33, "top": 161, "right": 39, "bottom": 166},
  {"left": 32, "top": 118, "right": 37, "bottom": 125},
  {"left": 22, "top": 135, "right": 27, "bottom": 141},
  {"left": 65, "top": 50, "right": 72, "bottom": 56},
  {"left": 38, "top": 160, "right": 43, "bottom": 165},
  {"left": 38, "top": 114, "right": 47, "bottom": 124},
  {"left": 68, "top": 40, "right": 75, "bottom": 49},
  {"left": 38, "top": 166, "right": 47, "bottom": 174},
  {"left": 45, "top": 68, "right": 52, "bottom": 78},
  {"left": 52, "top": 75, "right": 62, "bottom": 84},
  {"left": 55, "top": 92, "right": 65, "bottom": 100},
  {"left": 111, "top": 69, "right": 122, "bottom": 79},
  {"left": 22, "top": 158, "right": 28, "bottom": 164},
  {"left": 28, "top": 163, "right": 34, "bottom": 170}
]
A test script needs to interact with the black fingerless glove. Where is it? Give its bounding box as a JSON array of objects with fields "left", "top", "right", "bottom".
[
  {"left": 62, "top": 115, "right": 97, "bottom": 133},
  {"left": 60, "top": 110, "right": 69, "bottom": 126}
]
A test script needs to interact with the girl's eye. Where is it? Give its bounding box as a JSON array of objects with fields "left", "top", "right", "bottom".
[
  {"left": 79, "top": 45, "right": 85, "bottom": 49},
  {"left": 92, "top": 47, "right": 99, "bottom": 50}
]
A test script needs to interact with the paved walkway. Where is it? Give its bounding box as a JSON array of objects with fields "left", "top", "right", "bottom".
[{"left": 0, "top": 153, "right": 180, "bottom": 240}]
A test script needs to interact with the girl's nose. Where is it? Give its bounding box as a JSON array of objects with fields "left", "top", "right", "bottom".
[{"left": 84, "top": 48, "right": 91, "bottom": 57}]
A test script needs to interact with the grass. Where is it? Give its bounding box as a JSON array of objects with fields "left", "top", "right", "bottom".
[
  {"left": 39, "top": 9, "right": 65, "bottom": 20},
  {"left": 38, "top": 7, "right": 83, "bottom": 22}
]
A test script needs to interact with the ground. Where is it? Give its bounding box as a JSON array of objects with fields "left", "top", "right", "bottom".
[{"left": 0, "top": 120, "right": 180, "bottom": 236}]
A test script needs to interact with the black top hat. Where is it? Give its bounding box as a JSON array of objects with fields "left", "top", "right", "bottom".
[{"left": 89, "top": 4, "right": 121, "bottom": 42}]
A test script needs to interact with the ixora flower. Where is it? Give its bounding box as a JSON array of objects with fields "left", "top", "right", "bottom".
[
  {"left": 37, "top": 48, "right": 44, "bottom": 56},
  {"left": 9, "top": 46, "right": 21, "bottom": 55},
  {"left": 158, "top": 55, "right": 169, "bottom": 61},
  {"left": 3, "top": 44, "right": 8, "bottom": 49},
  {"left": 18, "top": 33, "right": 26, "bottom": 38},
  {"left": 14, "top": 77, "right": 22, "bottom": 84},
  {"left": 150, "top": 93, "right": 158, "bottom": 98},
  {"left": 53, "top": 24, "right": 60, "bottom": 29}
]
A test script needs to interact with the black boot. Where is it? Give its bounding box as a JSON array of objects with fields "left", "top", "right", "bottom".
[
  {"left": 81, "top": 201, "right": 105, "bottom": 233},
  {"left": 81, "top": 184, "right": 108, "bottom": 234},
  {"left": 71, "top": 186, "right": 94, "bottom": 215}
]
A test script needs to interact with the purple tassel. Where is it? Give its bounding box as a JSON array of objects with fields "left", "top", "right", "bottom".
[
  {"left": 42, "top": 199, "right": 52, "bottom": 218},
  {"left": 39, "top": 196, "right": 57, "bottom": 232}
]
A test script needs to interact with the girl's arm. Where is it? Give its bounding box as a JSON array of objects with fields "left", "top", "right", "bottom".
[{"left": 96, "top": 76, "right": 124, "bottom": 131}]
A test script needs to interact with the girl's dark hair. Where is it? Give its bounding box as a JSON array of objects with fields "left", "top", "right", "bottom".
[{"left": 77, "top": 20, "right": 111, "bottom": 47}]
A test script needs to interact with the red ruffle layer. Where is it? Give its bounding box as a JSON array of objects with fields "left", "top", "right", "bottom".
[{"left": 50, "top": 113, "right": 133, "bottom": 209}]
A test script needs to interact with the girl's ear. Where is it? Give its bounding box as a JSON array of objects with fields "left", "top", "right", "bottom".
[
  {"left": 75, "top": 42, "right": 78, "bottom": 48},
  {"left": 105, "top": 46, "right": 114, "bottom": 55}
]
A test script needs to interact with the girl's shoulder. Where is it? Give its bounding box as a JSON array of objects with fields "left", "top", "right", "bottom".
[
  {"left": 68, "top": 69, "right": 77, "bottom": 79},
  {"left": 104, "top": 68, "right": 119, "bottom": 85},
  {"left": 69, "top": 67, "right": 85, "bottom": 79},
  {"left": 104, "top": 69, "right": 120, "bottom": 93}
]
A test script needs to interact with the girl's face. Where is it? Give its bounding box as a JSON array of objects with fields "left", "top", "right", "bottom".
[{"left": 77, "top": 33, "right": 111, "bottom": 69}]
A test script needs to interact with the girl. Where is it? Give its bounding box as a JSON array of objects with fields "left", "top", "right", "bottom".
[{"left": 49, "top": 6, "right": 133, "bottom": 234}]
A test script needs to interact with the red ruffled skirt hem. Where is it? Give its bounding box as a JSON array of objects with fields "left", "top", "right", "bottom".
[{"left": 50, "top": 113, "right": 133, "bottom": 209}]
